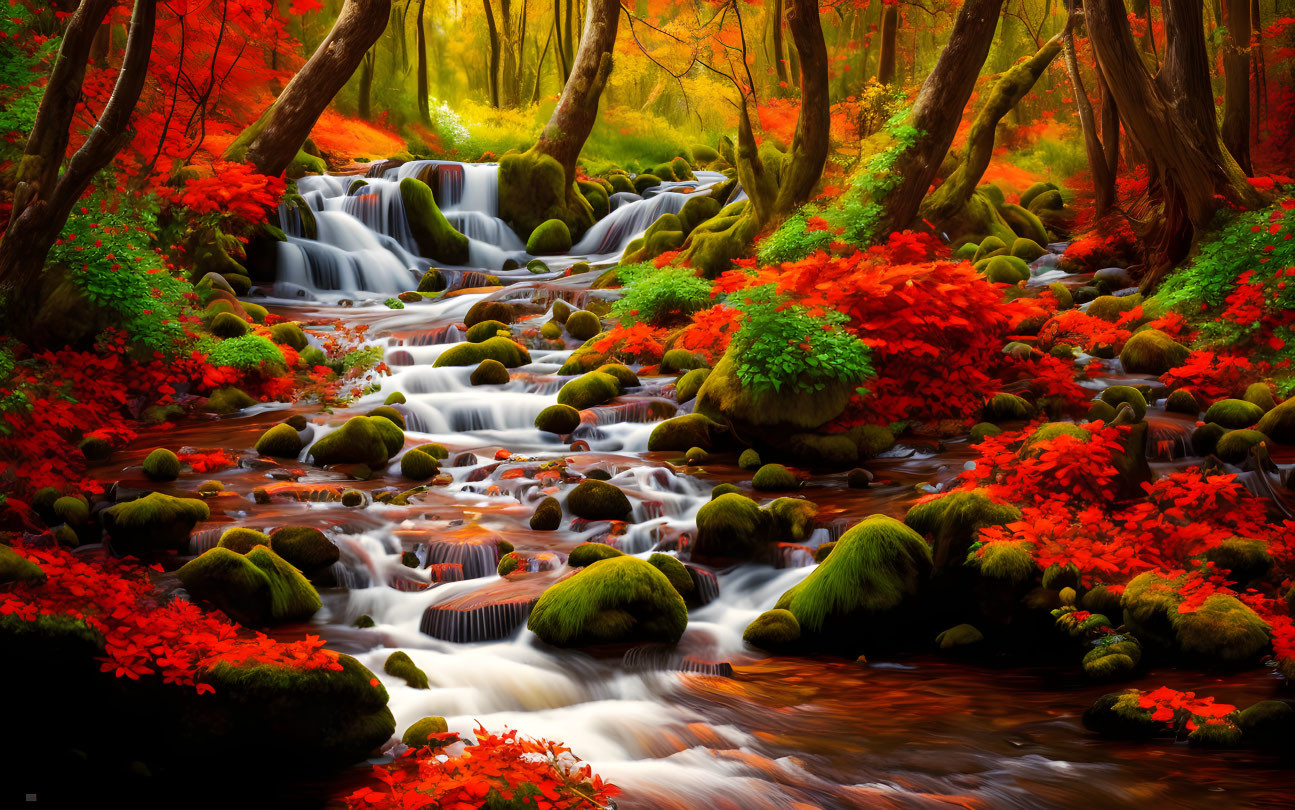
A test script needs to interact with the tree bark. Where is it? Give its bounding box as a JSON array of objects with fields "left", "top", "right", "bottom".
[
  {"left": 483, "top": 0, "right": 501, "bottom": 107},
  {"left": 554, "top": 0, "right": 569, "bottom": 81},
  {"left": 417, "top": 0, "right": 430, "bottom": 124},
  {"left": 530, "top": 24, "right": 553, "bottom": 105},
  {"left": 533, "top": 0, "right": 617, "bottom": 179},
  {"left": 1061, "top": 4, "right": 1115, "bottom": 216},
  {"left": 359, "top": 49, "right": 375, "bottom": 120},
  {"left": 0, "top": 0, "right": 158, "bottom": 331},
  {"left": 1221, "top": 0, "right": 1252, "bottom": 173},
  {"left": 877, "top": 4, "right": 898, "bottom": 85},
  {"left": 498, "top": 0, "right": 519, "bottom": 107},
  {"left": 770, "top": 0, "right": 790, "bottom": 92},
  {"left": 226, "top": 0, "right": 391, "bottom": 176},
  {"left": 874, "top": 0, "right": 1006, "bottom": 236},
  {"left": 772, "top": 0, "right": 829, "bottom": 214},
  {"left": 1084, "top": 0, "right": 1264, "bottom": 276}
]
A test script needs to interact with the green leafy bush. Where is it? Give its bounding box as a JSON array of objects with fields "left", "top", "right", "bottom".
[
  {"left": 1159, "top": 204, "right": 1295, "bottom": 311},
  {"left": 611, "top": 263, "right": 714, "bottom": 326},
  {"left": 204, "top": 335, "right": 285, "bottom": 370}
]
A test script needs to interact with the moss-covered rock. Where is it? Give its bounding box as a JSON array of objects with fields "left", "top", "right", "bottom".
[
  {"left": 972, "top": 236, "right": 1007, "bottom": 264},
  {"left": 904, "top": 489, "right": 1021, "bottom": 573},
  {"left": 256, "top": 423, "right": 303, "bottom": 458},
  {"left": 633, "top": 174, "right": 662, "bottom": 194},
  {"left": 558, "top": 371, "right": 621, "bottom": 410},
  {"left": 788, "top": 433, "right": 858, "bottom": 467},
  {"left": 567, "top": 542, "right": 624, "bottom": 568},
  {"left": 402, "top": 715, "right": 451, "bottom": 748},
  {"left": 684, "top": 446, "right": 709, "bottom": 464},
  {"left": 1202, "top": 538, "right": 1272, "bottom": 584},
  {"left": 312, "top": 416, "right": 399, "bottom": 466},
  {"left": 465, "top": 357, "right": 509, "bottom": 386},
  {"left": 1216, "top": 428, "right": 1267, "bottom": 463},
  {"left": 103, "top": 492, "right": 210, "bottom": 555},
  {"left": 417, "top": 269, "right": 447, "bottom": 293},
  {"left": 935, "top": 623, "right": 984, "bottom": 650},
  {"left": 1256, "top": 397, "right": 1295, "bottom": 443},
  {"left": 1000, "top": 203, "right": 1048, "bottom": 244},
  {"left": 965, "top": 540, "right": 1037, "bottom": 583},
  {"left": 743, "top": 608, "right": 801, "bottom": 650},
  {"left": 1242, "top": 382, "right": 1276, "bottom": 412},
  {"left": 143, "top": 448, "right": 181, "bottom": 481},
  {"left": 565, "top": 310, "right": 600, "bottom": 341},
  {"left": 648, "top": 413, "right": 721, "bottom": 451},
  {"left": 528, "top": 555, "right": 687, "bottom": 646},
  {"left": 0, "top": 544, "right": 46, "bottom": 585},
  {"left": 694, "top": 347, "right": 853, "bottom": 434},
  {"left": 433, "top": 336, "right": 531, "bottom": 368},
  {"left": 660, "top": 349, "right": 708, "bottom": 373},
  {"left": 210, "top": 311, "right": 251, "bottom": 338},
  {"left": 738, "top": 448, "right": 761, "bottom": 469},
  {"left": 217, "top": 527, "right": 270, "bottom": 554},
  {"left": 969, "top": 422, "right": 1002, "bottom": 444},
  {"left": 774, "top": 515, "right": 931, "bottom": 644},
  {"left": 177, "top": 546, "right": 311, "bottom": 626},
  {"left": 1121, "top": 570, "right": 1270, "bottom": 664},
  {"left": 1099, "top": 385, "right": 1147, "bottom": 421},
  {"left": 400, "top": 177, "right": 469, "bottom": 264},
  {"left": 1236, "top": 700, "right": 1295, "bottom": 751},
  {"left": 526, "top": 218, "right": 572, "bottom": 254},
  {"left": 465, "top": 319, "right": 510, "bottom": 343},
  {"left": 675, "top": 368, "right": 710, "bottom": 404},
  {"left": 465, "top": 301, "right": 514, "bottom": 328},
  {"left": 384, "top": 650, "right": 429, "bottom": 689},
  {"left": 531, "top": 403, "right": 581, "bottom": 436},
  {"left": 269, "top": 322, "right": 310, "bottom": 351},
  {"left": 596, "top": 363, "right": 640, "bottom": 390},
  {"left": 981, "top": 392, "right": 1034, "bottom": 422},
  {"left": 1192, "top": 421, "right": 1226, "bottom": 456},
  {"left": 1082, "top": 691, "right": 1163, "bottom": 739},
  {"left": 980, "top": 255, "right": 1030, "bottom": 284},
  {"left": 1204, "top": 398, "right": 1264, "bottom": 430},
  {"left": 647, "top": 552, "right": 694, "bottom": 598},
  {"left": 1082, "top": 639, "right": 1142, "bottom": 680},
  {"left": 400, "top": 448, "right": 441, "bottom": 479},
  {"left": 1166, "top": 388, "right": 1199, "bottom": 415},
  {"left": 567, "top": 480, "right": 632, "bottom": 521},
  {"left": 765, "top": 497, "right": 818, "bottom": 544},
  {"left": 1087, "top": 294, "right": 1143, "bottom": 322},
  {"left": 269, "top": 526, "right": 339, "bottom": 571},
  {"left": 752, "top": 463, "right": 797, "bottom": 491},
  {"left": 529, "top": 496, "right": 562, "bottom": 531},
  {"left": 1010, "top": 238, "right": 1047, "bottom": 263},
  {"left": 695, "top": 492, "right": 770, "bottom": 558},
  {"left": 1119, "top": 329, "right": 1190, "bottom": 374}
]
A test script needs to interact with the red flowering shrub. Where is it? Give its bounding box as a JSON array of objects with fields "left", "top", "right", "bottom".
[
  {"left": 175, "top": 162, "right": 287, "bottom": 225},
  {"left": 1159, "top": 350, "right": 1264, "bottom": 403},
  {"left": 672, "top": 305, "right": 742, "bottom": 365}
]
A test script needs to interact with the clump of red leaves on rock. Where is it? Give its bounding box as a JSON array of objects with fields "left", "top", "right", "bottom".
[{"left": 346, "top": 724, "right": 618, "bottom": 810}]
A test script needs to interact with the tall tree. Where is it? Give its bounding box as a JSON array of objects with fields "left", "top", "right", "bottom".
[
  {"left": 483, "top": 0, "right": 501, "bottom": 107},
  {"left": 1061, "top": 1, "right": 1118, "bottom": 217},
  {"left": 0, "top": 0, "right": 159, "bottom": 330},
  {"left": 769, "top": 0, "right": 790, "bottom": 92},
  {"left": 417, "top": 0, "right": 431, "bottom": 124},
  {"left": 877, "top": 3, "right": 898, "bottom": 85},
  {"left": 224, "top": 0, "right": 391, "bottom": 176},
  {"left": 1221, "top": 0, "right": 1253, "bottom": 173}
]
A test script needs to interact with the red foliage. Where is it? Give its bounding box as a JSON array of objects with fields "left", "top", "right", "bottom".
[
  {"left": 175, "top": 162, "right": 286, "bottom": 224},
  {"left": 1159, "top": 350, "right": 1264, "bottom": 403},
  {"left": 347, "top": 724, "right": 619, "bottom": 810},
  {"left": 1135, "top": 686, "right": 1237, "bottom": 733},
  {"left": 1035, "top": 309, "right": 1131, "bottom": 355},
  {"left": 589, "top": 323, "right": 665, "bottom": 366},
  {"left": 672, "top": 305, "right": 742, "bottom": 365}
]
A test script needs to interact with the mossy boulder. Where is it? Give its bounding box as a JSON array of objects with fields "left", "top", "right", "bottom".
[
  {"left": 217, "top": 527, "right": 270, "bottom": 554},
  {"left": 526, "top": 218, "right": 572, "bottom": 254},
  {"left": 1256, "top": 398, "right": 1295, "bottom": 443},
  {"left": 1119, "top": 329, "right": 1189, "bottom": 375},
  {"left": 470, "top": 358, "right": 511, "bottom": 386},
  {"left": 969, "top": 422, "right": 1002, "bottom": 444},
  {"left": 675, "top": 368, "right": 710, "bottom": 404},
  {"left": 1166, "top": 388, "right": 1199, "bottom": 415},
  {"left": 528, "top": 556, "right": 687, "bottom": 647},
  {"left": 0, "top": 544, "right": 46, "bottom": 585},
  {"left": 752, "top": 463, "right": 797, "bottom": 491},
  {"left": 694, "top": 493, "right": 770, "bottom": 559},
  {"left": 965, "top": 540, "right": 1037, "bottom": 583},
  {"left": 103, "top": 492, "right": 210, "bottom": 555},
  {"left": 596, "top": 363, "right": 639, "bottom": 390},
  {"left": 999, "top": 203, "right": 1048, "bottom": 244},
  {"left": 647, "top": 552, "right": 694, "bottom": 599},
  {"left": 269, "top": 322, "right": 309, "bottom": 351},
  {"left": 1216, "top": 429, "right": 1267, "bottom": 463},
  {"left": 567, "top": 542, "right": 625, "bottom": 568},
  {"left": 269, "top": 526, "right": 339, "bottom": 571},
  {"left": 177, "top": 546, "right": 319, "bottom": 626},
  {"left": 1192, "top": 421, "right": 1227, "bottom": 456},
  {"left": 660, "top": 349, "right": 708, "bottom": 373},
  {"left": 633, "top": 174, "right": 662, "bottom": 194},
  {"left": 465, "top": 319, "right": 510, "bottom": 343},
  {"left": 530, "top": 496, "right": 563, "bottom": 530},
  {"left": 1099, "top": 385, "right": 1147, "bottom": 421},
  {"left": 564, "top": 310, "right": 600, "bottom": 340},
  {"left": 464, "top": 300, "right": 514, "bottom": 327},
  {"left": 980, "top": 255, "right": 1030, "bottom": 284},
  {"left": 309, "top": 416, "right": 399, "bottom": 466},
  {"left": 400, "top": 177, "right": 469, "bottom": 264},
  {"left": 433, "top": 337, "right": 531, "bottom": 368},
  {"left": 384, "top": 651, "right": 429, "bottom": 689},
  {"left": 1202, "top": 538, "right": 1272, "bottom": 584},
  {"left": 695, "top": 347, "right": 854, "bottom": 433},
  {"left": 972, "top": 235, "right": 1007, "bottom": 264},
  {"left": 1243, "top": 382, "right": 1276, "bottom": 412},
  {"left": 417, "top": 269, "right": 447, "bottom": 293},
  {"left": 143, "top": 448, "right": 181, "bottom": 481},
  {"left": 402, "top": 716, "right": 451, "bottom": 748},
  {"left": 743, "top": 608, "right": 801, "bottom": 651},
  {"left": 1121, "top": 570, "right": 1270, "bottom": 664},
  {"left": 1236, "top": 701, "right": 1295, "bottom": 751},
  {"left": 1010, "top": 238, "right": 1047, "bottom": 263},
  {"left": 53, "top": 495, "right": 89, "bottom": 527},
  {"left": 904, "top": 489, "right": 1021, "bottom": 573},
  {"left": 1082, "top": 691, "right": 1163, "bottom": 739},
  {"left": 541, "top": 320, "right": 563, "bottom": 340},
  {"left": 497, "top": 149, "right": 595, "bottom": 239},
  {"left": 558, "top": 371, "right": 621, "bottom": 410},
  {"left": 567, "top": 480, "right": 632, "bottom": 521},
  {"left": 774, "top": 515, "right": 932, "bottom": 646},
  {"left": 210, "top": 311, "right": 251, "bottom": 338},
  {"left": 648, "top": 413, "right": 721, "bottom": 452},
  {"left": 1082, "top": 639, "right": 1142, "bottom": 680},
  {"left": 256, "top": 423, "right": 303, "bottom": 458},
  {"left": 738, "top": 448, "right": 762, "bottom": 469},
  {"left": 765, "top": 497, "right": 818, "bottom": 544},
  {"left": 1021, "top": 181, "right": 1060, "bottom": 209},
  {"left": 981, "top": 392, "right": 1034, "bottom": 422},
  {"left": 788, "top": 433, "right": 858, "bottom": 467},
  {"left": 535, "top": 403, "right": 582, "bottom": 435},
  {"left": 1087, "top": 294, "right": 1143, "bottom": 322},
  {"left": 1203, "top": 398, "right": 1264, "bottom": 430},
  {"left": 400, "top": 448, "right": 441, "bottom": 479}
]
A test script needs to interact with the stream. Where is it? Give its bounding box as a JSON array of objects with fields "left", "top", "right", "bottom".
[{"left": 109, "top": 161, "right": 1295, "bottom": 808}]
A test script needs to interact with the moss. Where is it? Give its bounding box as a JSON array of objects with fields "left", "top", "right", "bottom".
[
  {"left": 965, "top": 540, "right": 1037, "bottom": 583},
  {"left": 497, "top": 149, "right": 594, "bottom": 238},
  {"left": 904, "top": 488, "right": 1020, "bottom": 572},
  {"left": 468, "top": 358, "right": 511, "bottom": 386},
  {"left": 401, "top": 448, "right": 441, "bottom": 479},
  {"left": 969, "top": 422, "right": 1002, "bottom": 444},
  {"left": 1082, "top": 691, "right": 1162, "bottom": 739},
  {"left": 1166, "top": 388, "right": 1199, "bottom": 415},
  {"left": 269, "top": 526, "right": 338, "bottom": 571},
  {"left": 1100, "top": 385, "right": 1147, "bottom": 421},
  {"left": 417, "top": 269, "right": 447, "bottom": 293},
  {"left": 78, "top": 434, "right": 112, "bottom": 462},
  {"left": 738, "top": 448, "right": 762, "bottom": 469},
  {"left": 567, "top": 480, "right": 632, "bottom": 521},
  {"left": 1048, "top": 282, "right": 1073, "bottom": 309},
  {"left": 1122, "top": 570, "right": 1271, "bottom": 663},
  {"left": 1087, "top": 294, "right": 1143, "bottom": 322},
  {"left": 1187, "top": 721, "right": 1243, "bottom": 748},
  {"left": 647, "top": 553, "right": 694, "bottom": 598},
  {"left": 400, "top": 177, "right": 469, "bottom": 264},
  {"left": 218, "top": 527, "right": 270, "bottom": 554},
  {"left": 210, "top": 311, "right": 251, "bottom": 338},
  {"left": 0, "top": 544, "right": 46, "bottom": 586},
  {"left": 384, "top": 650, "right": 430, "bottom": 689},
  {"left": 1241, "top": 382, "right": 1275, "bottom": 412},
  {"left": 1203, "top": 398, "right": 1264, "bottom": 430},
  {"left": 269, "top": 322, "right": 309, "bottom": 351},
  {"left": 1119, "top": 329, "right": 1188, "bottom": 375},
  {"left": 1082, "top": 640, "right": 1141, "bottom": 680},
  {"left": 567, "top": 543, "right": 625, "bottom": 569},
  {"left": 789, "top": 433, "right": 858, "bottom": 467},
  {"left": 245, "top": 545, "right": 322, "bottom": 622},
  {"left": 648, "top": 413, "right": 720, "bottom": 451},
  {"left": 565, "top": 310, "right": 600, "bottom": 341},
  {"left": 1192, "top": 422, "right": 1226, "bottom": 456},
  {"left": 434, "top": 336, "right": 531, "bottom": 368},
  {"left": 531, "top": 403, "right": 581, "bottom": 436},
  {"left": 1236, "top": 700, "right": 1295, "bottom": 749},
  {"left": 981, "top": 392, "right": 1034, "bottom": 422},
  {"left": 466, "top": 319, "right": 511, "bottom": 343},
  {"left": 1256, "top": 398, "right": 1295, "bottom": 443},
  {"left": 596, "top": 363, "right": 639, "bottom": 390},
  {"left": 309, "top": 416, "right": 393, "bottom": 466},
  {"left": 402, "top": 716, "right": 452, "bottom": 748},
  {"left": 765, "top": 497, "right": 818, "bottom": 543},
  {"left": 684, "top": 446, "right": 709, "bottom": 464},
  {"left": 953, "top": 242, "right": 979, "bottom": 261},
  {"left": 660, "top": 349, "right": 708, "bottom": 373},
  {"left": 52, "top": 495, "right": 89, "bottom": 527},
  {"left": 743, "top": 609, "right": 801, "bottom": 650},
  {"left": 1216, "top": 429, "right": 1267, "bottom": 463},
  {"left": 775, "top": 515, "right": 931, "bottom": 635},
  {"left": 972, "top": 235, "right": 1007, "bottom": 264},
  {"left": 197, "top": 480, "right": 224, "bottom": 496},
  {"left": 526, "top": 218, "right": 573, "bottom": 254},
  {"left": 752, "top": 463, "right": 797, "bottom": 491},
  {"left": 540, "top": 320, "right": 563, "bottom": 340},
  {"left": 530, "top": 496, "right": 563, "bottom": 531},
  {"left": 850, "top": 424, "right": 896, "bottom": 459},
  {"left": 1202, "top": 538, "right": 1272, "bottom": 584},
  {"left": 558, "top": 371, "right": 621, "bottom": 410},
  {"left": 143, "top": 448, "right": 181, "bottom": 481},
  {"left": 177, "top": 547, "right": 274, "bottom": 625},
  {"left": 1019, "top": 422, "right": 1090, "bottom": 457},
  {"left": 103, "top": 492, "right": 210, "bottom": 555},
  {"left": 695, "top": 492, "right": 770, "bottom": 558},
  {"left": 1021, "top": 181, "right": 1060, "bottom": 209},
  {"left": 711, "top": 483, "right": 741, "bottom": 499},
  {"left": 980, "top": 255, "right": 1030, "bottom": 284},
  {"left": 633, "top": 174, "right": 662, "bottom": 194},
  {"left": 528, "top": 555, "right": 687, "bottom": 647},
  {"left": 935, "top": 623, "right": 984, "bottom": 649},
  {"left": 413, "top": 442, "right": 448, "bottom": 460},
  {"left": 695, "top": 347, "right": 853, "bottom": 431},
  {"left": 256, "top": 423, "right": 303, "bottom": 458}
]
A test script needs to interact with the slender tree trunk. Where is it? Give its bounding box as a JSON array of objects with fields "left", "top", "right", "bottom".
[
  {"left": 877, "top": 4, "right": 898, "bottom": 85},
  {"left": 771, "top": 0, "right": 829, "bottom": 213},
  {"left": 228, "top": 0, "right": 391, "bottom": 175},
  {"left": 554, "top": 0, "right": 569, "bottom": 81},
  {"left": 359, "top": 49, "right": 375, "bottom": 119},
  {"left": 1084, "top": 0, "right": 1264, "bottom": 278},
  {"left": 1221, "top": 0, "right": 1252, "bottom": 173},
  {"left": 875, "top": 0, "right": 1006, "bottom": 236},
  {"left": 499, "top": 0, "right": 518, "bottom": 107},
  {"left": 1062, "top": 3, "right": 1114, "bottom": 216},
  {"left": 563, "top": 0, "right": 575, "bottom": 80},
  {"left": 0, "top": 0, "right": 158, "bottom": 319},
  {"left": 416, "top": 0, "right": 431, "bottom": 123},
  {"left": 533, "top": 0, "right": 617, "bottom": 177},
  {"left": 770, "top": 0, "right": 789, "bottom": 92},
  {"left": 483, "top": 0, "right": 501, "bottom": 107}
]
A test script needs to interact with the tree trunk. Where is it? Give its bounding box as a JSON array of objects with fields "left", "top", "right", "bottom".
[
  {"left": 417, "top": 0, "right": 430, "bottom": 124},
  {"left": 483, "top": 0, "right": 501, "bottom": 107},
  {"left": 530, "top": 24, "right": 553, "bottom": 105},
  {"left": 874, "top": 0, "right": 1006, "bottom": 237},
  {"left": 920, "top": 30, "right": 1064, "bottom": 227},
  {"left": 226, "top": 0, "right": 391, "bottom": 176},
  {"left": 1084, "top": 0, "right": 1265, "bottom": 278},
  {"left": 499, "top": 0, "right": 518, "bottom": 107},
  {"left": 563, "top": 0, "right": 575, "bottom": 81},
  {"left": 1061, "top": 3, "right": 1115, "bottom": 216},
  {"left": 554, "top": 0, "right": 569, "bottom": 81},
  {"left": 0, "top": 0, "right": 158, "bottom": 337},
  {"left": 770, "top": 0, "right": 789, "bottom": 92},
  {"left": 1221, "top": 0, "right": 1252, "bottom": 174},
  {"left": 877, "top": 4, "right": 898, "bottom": 85},
  {"left": 772, "top": 0, "right": 829, "bottom": 213},
  {"left": 359, "top": 49, "right": 375, "bottom": 120}
]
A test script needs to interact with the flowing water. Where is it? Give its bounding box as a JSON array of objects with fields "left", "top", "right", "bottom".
[{"left": 126, "top": 163, "right": 1295, "bottom": 807}]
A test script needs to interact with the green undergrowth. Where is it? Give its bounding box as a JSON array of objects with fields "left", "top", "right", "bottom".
[{"left": 610, "top": 262, "right": 715, "bottom": 326}]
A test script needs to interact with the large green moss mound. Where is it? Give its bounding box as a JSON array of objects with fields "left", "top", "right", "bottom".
[
  {"left": 309, "top": 416, "right": 397, "bottom": 466},
  {"left": 694, "top": 348, "right": 853, "bottom": 432},
  {"left": 103, "top": 492, "right": 210, "bottom": 555},
  {"left": 526, "top": 218, "right": 573, "bottom": 254},
  {"left": 1204, "top": 398, "right": 1264, "bottom": 431},
  {"left": 535, "top": 403, "right": 582, "bottom": 434},
  {"left": 433, "top": 336, "right": 531, "bottom": 368},
  {"left": 557, "top": 371, "right": 621, "bottom": 410},
  {"left": 904, "top": 489, "right": 1020, "bottom": 572},
  {"left": 648, "top": 413, "right": 721, "bottom": 451},
  {"left": 695, "top": 492, "right": 770, "bottom": 559},
  {"left": 178, "top": 546, "right": 320, "bottom": 626},
  {"left": 400, "top": 177, "right": 469, "bottom": 264},
  {"left": 497, "top": 149, "right": 594, "bottom": 240},
  {"left": 743, "top": 608, "right": 801, "bottom": 650},
  {"left": 528, "top": 556, "right": 688, "bottom": 647},
  {"left": 255, "top": 423, "right": 303, "bottom": 458},
  {"left": 1119, "top": 329, "right": 1189, "bottom": 375},
  {"left": 567, "top": 480, "right": 632, "bottom": 521},
  {"left": 1121, "top": 570, "right": 1270, "bottom": 664}
]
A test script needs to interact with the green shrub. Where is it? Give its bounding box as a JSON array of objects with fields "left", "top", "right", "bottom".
[
  {"left": 204, "top": 335, "right": 286, "bottom": 370},
  {"left": 610, "top": 264, "right": 713, "bottom": 326}
]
